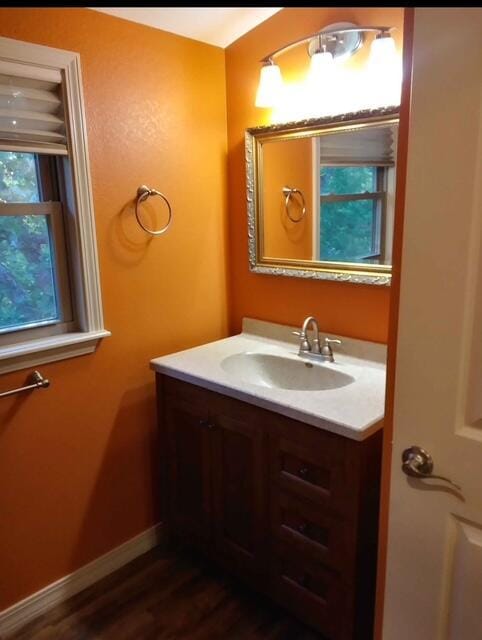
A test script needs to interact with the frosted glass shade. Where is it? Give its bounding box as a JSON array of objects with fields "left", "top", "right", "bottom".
[
  {"left": 308, "top": 50, "right": 334, "bottom": 83},
  {"left": 369, "top": 34, "right": 397, "bottom": 64},
  {"left": 366, "top": 34, "right": 402, "bottom": 108},
  {"left": 255, "top": 63, "right": 283, "bottom": 108}
]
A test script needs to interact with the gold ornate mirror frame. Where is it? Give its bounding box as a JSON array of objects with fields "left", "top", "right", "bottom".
[{"left": 245, "top": 106, "right": 400, "bottom": 286}]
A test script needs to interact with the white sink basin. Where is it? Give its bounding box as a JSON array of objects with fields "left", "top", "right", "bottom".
[
  {"left": 221, "top": 352, "right": 355, "bottom": 391},
  {"left": 151, "top": 317, "right": 387, "bottom": 440}
]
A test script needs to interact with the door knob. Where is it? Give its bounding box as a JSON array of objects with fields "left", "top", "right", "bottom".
[{"left": 401, "top": 446, "right": 461, "bottom": 491}]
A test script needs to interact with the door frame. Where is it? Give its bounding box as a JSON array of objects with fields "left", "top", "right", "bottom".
[{"left": 373, "top": 8, "right": 415, "bottom": 639}]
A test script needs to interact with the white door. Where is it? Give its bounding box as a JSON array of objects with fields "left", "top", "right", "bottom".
[{"left": 383, "top": 8, "right": 482, "bottom": 640}]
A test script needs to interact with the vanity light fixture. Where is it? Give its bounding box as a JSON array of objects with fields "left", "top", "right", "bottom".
[{"left": 255, "top": 21, "right": 396, "bottom": 109}]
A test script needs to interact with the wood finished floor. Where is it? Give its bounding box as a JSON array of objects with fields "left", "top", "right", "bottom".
[{"left": 11, "top": 547, "right": 324, "bottom": 640}]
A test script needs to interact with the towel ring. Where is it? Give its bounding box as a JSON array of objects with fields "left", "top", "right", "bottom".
[
  {"left": 282, "top": 186, "right": 306, "bottom": 223},
  {"left": 135, "top": 185, "right": 172, "bottom": 236}
]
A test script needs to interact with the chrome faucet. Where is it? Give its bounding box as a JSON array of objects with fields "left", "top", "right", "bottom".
[
  {"left": 293, "top": 316, "right": 321, "bottom": 355},
  {"left": 293, "top": 316, "right": 342, "bottom": 362}
]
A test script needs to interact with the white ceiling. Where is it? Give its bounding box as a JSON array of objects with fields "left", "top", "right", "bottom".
[{"left": 91, "top": 7, "right": 282, "bottom": 48}]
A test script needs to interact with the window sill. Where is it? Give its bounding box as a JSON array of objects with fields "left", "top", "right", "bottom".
[{"left": 0, "top": 329, "right": 111, "bottom": 375}]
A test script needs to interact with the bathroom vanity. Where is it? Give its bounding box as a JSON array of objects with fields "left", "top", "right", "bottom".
[{"left": 151, "top": 319, "right": 385, "bottom": 640}]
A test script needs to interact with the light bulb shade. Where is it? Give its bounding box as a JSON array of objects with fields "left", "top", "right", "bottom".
[
  {"left": 369, "top": 34, "right": 397, "bottom": 63},
  {"left": 308, "top": 50, "right": 334, "bottom": 84},
  {"left": 366, "top": 33, "right": 402, "bottom": 108},
  {"left": 255, "top": 63, "right": 283, "bottom": 108}
]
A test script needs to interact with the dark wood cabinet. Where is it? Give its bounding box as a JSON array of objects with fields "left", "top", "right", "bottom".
[
  {"left": 157, "top": 374, "right": 382, "bottom": 640},
  {"left": 163, "top": 386, "right": 212, "bottom": 547},
  {"left": 210, "top": 395, "right": 268, "bottom": 583}
]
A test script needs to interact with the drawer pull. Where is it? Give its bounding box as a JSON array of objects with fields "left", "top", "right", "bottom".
[
  {"left": 199, "top": 419, "right": 215, "bottom": 430},
  {"left": 298, "top": 467, "right": 309, "bottom": 479}
]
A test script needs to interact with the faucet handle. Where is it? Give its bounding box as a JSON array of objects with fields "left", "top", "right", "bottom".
[
  {"left": 292, "top": 330, "right": 311, "bottom": 353},
  {"left": 321, "top": 337, "right": 342, "bottom": 362},
  {"left": 324, "top": 338, "right": 341, "bottom": 346}
]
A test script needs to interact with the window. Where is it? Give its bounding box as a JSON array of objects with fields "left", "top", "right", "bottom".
[
  {"left": 0, "top": 152, "right": 73, "bottom": 338},
  {"left": 0, "top": 36, "right": 109, "bottom": 373},
  {"left": 319, "top": 165, "right": 387, "bottom": 263}
]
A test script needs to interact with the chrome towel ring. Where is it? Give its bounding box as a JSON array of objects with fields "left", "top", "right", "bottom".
[
  {"left": 135, "top": 185, "right": 172, "bottom": 236},
  {"left": 282, "top": 186, "right": 306, "bottom": 223}
]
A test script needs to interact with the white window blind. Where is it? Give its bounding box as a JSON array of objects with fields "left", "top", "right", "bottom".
[
  {"left": 319, "top": 124, "right": 397, "bottom": 165},
  {"left": 0, "top": 60, "right": 67, "bottom": 155}
]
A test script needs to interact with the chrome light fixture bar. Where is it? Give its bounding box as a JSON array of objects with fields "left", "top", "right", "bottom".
[{"left": 256, "top": 22, "right": 395, "bottom": 108}]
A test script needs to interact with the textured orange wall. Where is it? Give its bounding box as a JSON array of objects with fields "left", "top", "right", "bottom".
[
  {"left": 263, "top": 137, "right": 313, "bottom": 260},
  {"left": 225, "top": 7, "right": 404, "bottom": 342},
  {"left": 0, "top": 8, "right": 228, "bottom": 609}
]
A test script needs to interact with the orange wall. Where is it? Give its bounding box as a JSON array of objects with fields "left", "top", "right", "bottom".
[
  {"left": 0, "top": 8, "right": 228, "bottom": 609},
  {"left": 263, "top": 137, "right": 313, "bottom": 260},
  {"left": 225, "top": 7, "right": 404, "bottom": 343}
]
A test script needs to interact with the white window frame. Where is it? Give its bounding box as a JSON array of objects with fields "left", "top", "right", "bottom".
[{"left": 0, "top": 36, "right": 110, "bottom": 374}]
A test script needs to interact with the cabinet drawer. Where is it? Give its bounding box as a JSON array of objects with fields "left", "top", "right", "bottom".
[
  {"left": 269, "top": 422, "right": 354, "bottom": 514},
  {"left": 271, "top": 543, "right": 345, "bottom": 639},
  {"left": 271, "top": 490, "right": 352, "bottom": 573}
]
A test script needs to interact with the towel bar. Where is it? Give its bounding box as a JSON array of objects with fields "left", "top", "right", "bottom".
[{"left": 0, "top": 370, "right": 50, "bottom": 399}]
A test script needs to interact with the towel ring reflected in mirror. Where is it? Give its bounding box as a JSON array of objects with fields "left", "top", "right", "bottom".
[
  {"left": 283, "top": 186, "right": 306, "bottom": 223},
  {"left": 135, "top": 185, "right": 172, "bottom": 236}
]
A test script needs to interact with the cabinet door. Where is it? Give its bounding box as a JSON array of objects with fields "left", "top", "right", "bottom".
[
  {"left": 164, "top": 391, "right": 212, "bottom": 548},
  {"left": 211, "top": 398, "right": 267, "bottom": 583}
]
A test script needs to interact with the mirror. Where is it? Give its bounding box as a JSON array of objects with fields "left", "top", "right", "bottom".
[{"left": 246, "top": 106, "right": 399, "bottom": 285}]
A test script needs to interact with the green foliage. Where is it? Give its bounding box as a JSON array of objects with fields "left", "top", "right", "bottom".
[
  {"left": 320, "top": 166, "right": 378, "bottom": 262},
  {"left": 320, "top": 200, "right": 375, "bottom": 261},
  {"left": 0, "top": 152, "right": 58, "bottom": 331},
  {"left": 321, "top": 166, "right": 375, "bottom": 196},
  {"left": 0, "top": 151, "right": 39, "bottom": 203}
]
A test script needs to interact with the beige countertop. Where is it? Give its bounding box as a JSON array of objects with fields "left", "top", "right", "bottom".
[{"left": 150, "top": 318, "right": 386, "bottom": 441}]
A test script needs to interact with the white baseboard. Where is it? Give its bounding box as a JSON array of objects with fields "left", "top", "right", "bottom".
[{"left": 0, "top": 523, "right": 163, "bottom": 638}]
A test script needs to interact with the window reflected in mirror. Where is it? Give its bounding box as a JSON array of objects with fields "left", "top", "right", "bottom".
[{"left": 319, "top": 165, "right": 391, "bottom": 264}]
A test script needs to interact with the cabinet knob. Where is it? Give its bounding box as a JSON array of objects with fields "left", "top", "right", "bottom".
[
  {"left": 298, "top": 467, "right": 309, "bottom": 479},
  {"left": 298, "top": 522, "right": 307, "bottom": 535}
]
